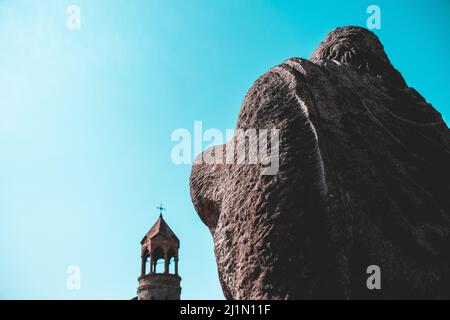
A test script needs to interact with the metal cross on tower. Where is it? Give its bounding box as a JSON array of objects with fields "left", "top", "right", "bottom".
[{"left": 156, "top": 204, "right": 166, "bottom": 217}]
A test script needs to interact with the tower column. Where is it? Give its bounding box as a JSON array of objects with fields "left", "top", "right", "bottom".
[
  {"left": 148, "top": 256, "right": 153, "bottom": 274},
  {"left": 164, "top": 253, "right": 169, "bottom": 274},
  {"left": 141, "top": 256, "right": 146, "bottom": 276},
  {"left": 175, "top": 256, "right": 179, "bottom": 275}
]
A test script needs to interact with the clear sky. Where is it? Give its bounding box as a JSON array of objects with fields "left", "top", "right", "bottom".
[{"left": 0, "top": 0, "right": 449, "bottom": 299}]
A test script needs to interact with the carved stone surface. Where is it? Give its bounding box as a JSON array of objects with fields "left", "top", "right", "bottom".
[{"left": 190, "top": 26, "right": 450, "bottom": 299}]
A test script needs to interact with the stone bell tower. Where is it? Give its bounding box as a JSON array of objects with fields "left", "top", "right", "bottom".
[{"left": 137, "top": 205, "right": 181, "bottom": 300}]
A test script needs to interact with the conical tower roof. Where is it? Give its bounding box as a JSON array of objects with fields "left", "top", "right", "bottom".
[{"left": 141, "top": 215, "right": 179, "bottom": 246}]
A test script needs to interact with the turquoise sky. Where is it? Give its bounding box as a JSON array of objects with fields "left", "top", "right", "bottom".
[{"left": 1, "top": 0, "right": 449, "bottom": 299}]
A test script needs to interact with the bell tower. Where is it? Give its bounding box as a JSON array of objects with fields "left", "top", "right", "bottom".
[{"left": 137, "top": 205, "right": 181, "bottom": 300}]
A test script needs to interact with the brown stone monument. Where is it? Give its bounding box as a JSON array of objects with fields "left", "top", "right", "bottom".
[
  {"left": 137, "top": 205, "right": 181, "bottom": 300},
  {"left": 190, "top": 26, "right": 450, "bottom": 299}
]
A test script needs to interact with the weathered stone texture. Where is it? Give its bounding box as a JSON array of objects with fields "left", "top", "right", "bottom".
[{"left": 190, "top": 26, "right": 450, "bottom": 299}]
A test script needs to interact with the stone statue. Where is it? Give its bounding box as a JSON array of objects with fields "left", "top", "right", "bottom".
[{"left": 190, "top": 26, "right": 450, "bottom": 299}]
